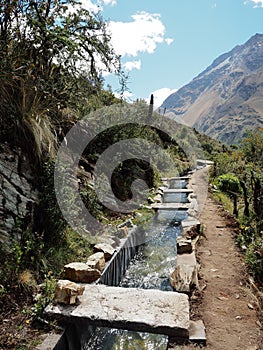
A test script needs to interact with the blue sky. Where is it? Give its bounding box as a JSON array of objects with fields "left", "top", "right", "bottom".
[{"left": 85, "top": 0, "right": 263, "bottom": 106}]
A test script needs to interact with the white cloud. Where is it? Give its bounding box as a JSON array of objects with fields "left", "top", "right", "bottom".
[
  {"left": 114, "top": 90, "right": 134, "bottom": 101},
  {"left": 67, "top": 0, "right": 101, "bottom": 14},
  {"left": 147, "top": 87, "right": 178, "bottom": 109},
  {"left": 245, "top": 0, "right": 263, "bottom": 7},
  {"left": 108, "top": 11, "right": 172, "bottom": 57},
  {"left": 165, "top": 38, "right": 174, "bottom": 45},
  {"left": 75, "top": 0, "right": 117, "bottom": 13},
  {"left": 123, "top": 60, "right": 141, "bottom": 71},
  {"left": 103, "top": 0, "right": 117, "bottom": 5}
]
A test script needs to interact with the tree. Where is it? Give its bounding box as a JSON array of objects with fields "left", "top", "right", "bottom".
[{"left": 0, "top": 0, "right": 120, "bottom": 160}]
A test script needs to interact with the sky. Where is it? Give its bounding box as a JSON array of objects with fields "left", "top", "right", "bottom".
[{"left": 84, "top": 0, "right": 263, "bottom": 107}]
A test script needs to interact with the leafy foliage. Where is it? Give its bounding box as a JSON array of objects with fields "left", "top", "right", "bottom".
[
  {"left": 211, "top": 130, "right": 263, "bottom": 284},
  {"left": 0, "top": 0, "right": 120, "bottom": 160},
  {"left": 215, "top": 173, "right": 241, "bottom": 197}
]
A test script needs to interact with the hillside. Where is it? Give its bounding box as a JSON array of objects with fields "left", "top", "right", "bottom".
[{"left": 161, "top": 33, "right": 263, "bottom": 144}]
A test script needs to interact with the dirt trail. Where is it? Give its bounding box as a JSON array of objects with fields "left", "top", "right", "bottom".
[{"left": 171, "top": 166, "right": 262, "bottom": 350}]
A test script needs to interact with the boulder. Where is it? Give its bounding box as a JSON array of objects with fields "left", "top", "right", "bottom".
[
  {"left": 64, "top": 262, "right": 101, "bottom": 283},
  {"left": 86, "top": 252, "right": 105, "bottom": 271},
  {"left": 54, "top": 280, "right": 84, "bottom": 305},
  {"left": 94, "top": 243, "right": 116, "bottom": 261}
]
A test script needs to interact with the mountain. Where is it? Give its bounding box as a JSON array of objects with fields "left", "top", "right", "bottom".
[{"left": 161, "top": 33, "right": 263, "bottom": 144}]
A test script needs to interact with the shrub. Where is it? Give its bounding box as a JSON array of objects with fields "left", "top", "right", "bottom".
[{"left": 215, "top": 173, "right": 241, "bottom": 196}]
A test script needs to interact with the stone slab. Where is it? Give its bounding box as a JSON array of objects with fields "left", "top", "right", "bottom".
[
  {"left": 151, "top": 203, "right": 190, "bottom": 210},
  {"left": 189, "top": 320, "right": 206, "bottom": 343},
  {"left": 177, "top": 252, "right": 197, "bottom": 266},
  {"left": 170, "top": 252, "right": 199, "bottom": 293},
  {"left": 196, "top": 159, "right": 214, "bottom": 166},
  {"left": 36, "top": 332, "right": 62, "bottom": 350},
  {"left": 163, "top": 189, "right": 193, "bottom": 193},
  {"left": 161, "top": 176, "right": 191, "bottom": 181},
  {"left": 181, "top": 217, "right": 200, "bottom": 229},
  {"left": 45, "top": 285, "right": 190, "bottom": 338}
]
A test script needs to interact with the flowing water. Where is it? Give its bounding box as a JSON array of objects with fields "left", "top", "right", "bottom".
[{"left": 84, "top": 180, "right": 188, "bottom": 350}]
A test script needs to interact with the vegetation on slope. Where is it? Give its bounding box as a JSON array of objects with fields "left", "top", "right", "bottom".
[{"left": 209, "top": 130, "right": 263, "bottom": 286}]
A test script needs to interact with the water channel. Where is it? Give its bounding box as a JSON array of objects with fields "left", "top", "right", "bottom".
[{"left": 84, "top": 180, "right": 189, "bottom": 350}]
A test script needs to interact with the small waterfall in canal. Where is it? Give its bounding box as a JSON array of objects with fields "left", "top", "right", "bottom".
[{"left": 83, "top": 179, "right": 189, "bottom": 350}]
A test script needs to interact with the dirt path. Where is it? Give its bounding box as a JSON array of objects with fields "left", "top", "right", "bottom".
[{"left": 170, "top": 166, "right": 262, "bottom": 350}]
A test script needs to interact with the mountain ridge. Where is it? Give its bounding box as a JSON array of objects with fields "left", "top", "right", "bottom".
[{"left": 161, "top": 33, "right": 263, "bottom": 144}]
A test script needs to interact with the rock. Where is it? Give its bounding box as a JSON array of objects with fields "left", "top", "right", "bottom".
[
  {"left": 54, "top": 280, "right": 85, "bottom": 305},
  {"left": 94, "top": 243, "right": 116, "bottom": 261},
  {"left": 139, "top": 204, "right": 152, "bottom": 210},
  {"left": 158, "top": 186, "right": 167, "bottom": 192},
  {"left": 46, "top": 285, "right": 190, "bottom": 339},
  {"left": 36, "top": 333, "right": 62, "bottom": 350},
  {"left": 115, "top": 226, "right": 129, "bottom": 238},
  {"left": 247, "top": 303, "right": 254, "bottom": 310},
  {"left": 181, "top": 217, "right": 201, "bottom": 231},
  {"left": 189, "top": 320, "right": 206, "bottom": 344},
  {"left": 153, "top": 194, "right": 162, "bottom": 203},
  {"left": 147, "top": 196, "right": 155, "bottom": 204},
  {"left": 0, "top": 145, "right": 38, "bottom": 244},
  {"left": 64, "top": 262, "right": 101, "bottom": 283},
  {"left": 125, "top": 219, "right": 134, "bottom": 227},
  {"left": 86, "top": 252, "right": 105, "bottom": 271},
  {"left": 118, "top": 219, "right": 133, "bottom": 228},
  {"left": 98, "top": 235, "right": 120, "bottom": 248},
  {"left": 177, "top": 237, "right": 193, "bottom": 254},
  {"left": 170, "top": 252, "right": 199, "bottom": 293}
]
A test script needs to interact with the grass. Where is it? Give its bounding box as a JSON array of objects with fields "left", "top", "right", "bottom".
[{"left": 212, "top": 191, "right": 233, "bottom": 213}]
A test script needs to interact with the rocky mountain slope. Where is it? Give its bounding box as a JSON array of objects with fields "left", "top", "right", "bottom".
[{"left": 161, "top": 33, "right": 263, "bottom": 144}]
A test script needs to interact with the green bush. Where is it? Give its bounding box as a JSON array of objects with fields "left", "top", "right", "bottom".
[
  {"left": 215, "top": 173, "right": 241, "bottom": 196},
  {"left": 245, "top": 236, "right": 263, "bottom": 282}
]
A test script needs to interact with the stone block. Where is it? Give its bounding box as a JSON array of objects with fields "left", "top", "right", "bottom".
[
  {"left": 54, "top": 280, "right": 85, "bottom": 305},
  {"left": 170, "top": 252, "right": 199, "bottom": 293},
  {"left": 189, "top": 320, "right": 206, "bottom": 343},
  {"left": 94, "top": 243, "right": 116, "bottom": 261},
  {"left": 64, "top": 262, "right": 101, "bottom": 283},
  {"left": 86, "top": 252, "right": 105, "bottom": 271},
  {"left": 153, "top": 194, "right": 162, "bottom": 203}
]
